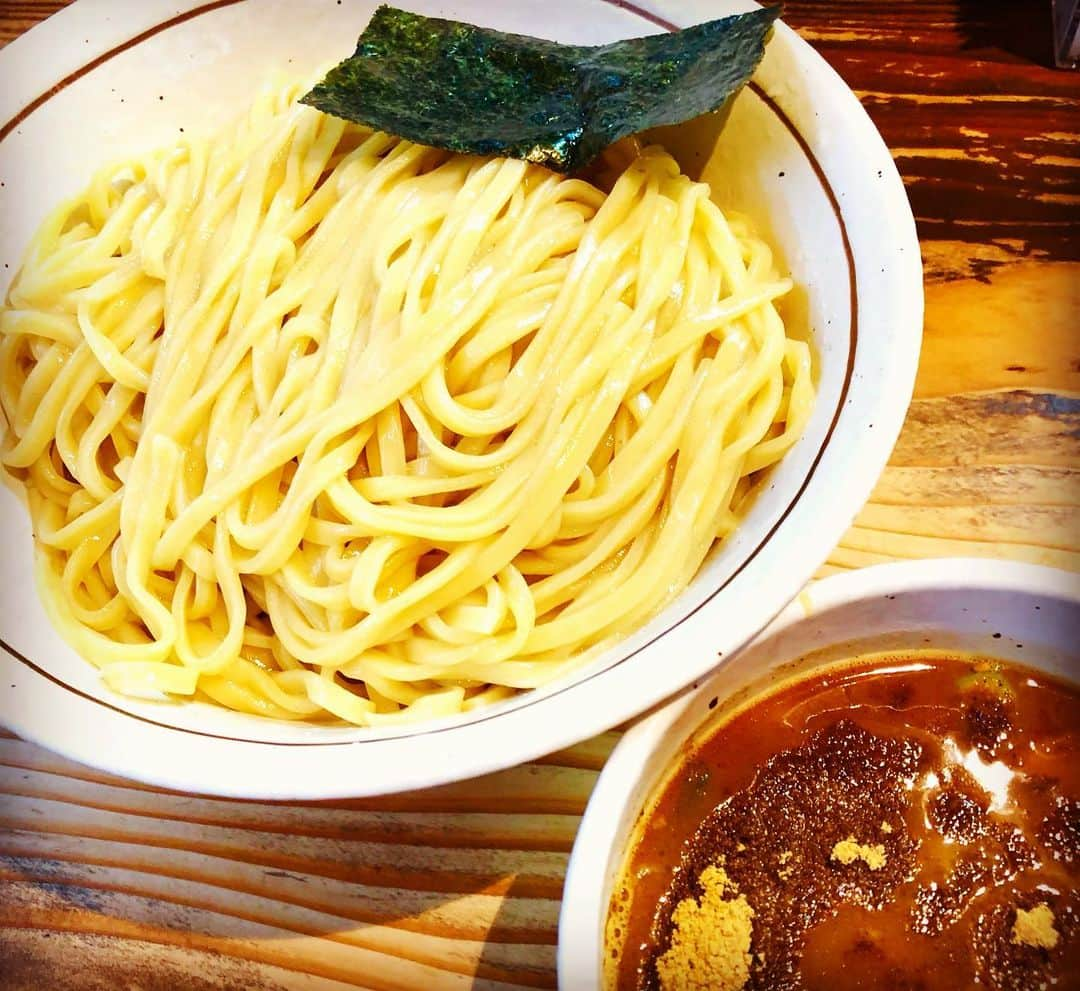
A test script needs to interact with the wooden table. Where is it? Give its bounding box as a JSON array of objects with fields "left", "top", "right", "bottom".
[{"left": 1, "top": 2, "right": 1077, "bottom": 988}]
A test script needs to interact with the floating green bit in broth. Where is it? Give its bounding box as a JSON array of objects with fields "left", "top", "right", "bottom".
[{"left": 301, "top": 4, "right": 781, "bottom": 172}]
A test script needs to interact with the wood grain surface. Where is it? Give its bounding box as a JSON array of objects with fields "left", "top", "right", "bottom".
[{"left": 0, "top": 1, "right": 1078, "bottom": 988}]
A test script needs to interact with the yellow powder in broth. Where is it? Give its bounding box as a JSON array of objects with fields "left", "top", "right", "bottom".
[
  {"left": 830, "top": 836, "right": 887, "bottom": 870},
  {"left": 1012, "top": 903, "right": 1059, "bottom": 949},
  {"left": 656, "top": 863, "right": 754, "bottom": 991}
]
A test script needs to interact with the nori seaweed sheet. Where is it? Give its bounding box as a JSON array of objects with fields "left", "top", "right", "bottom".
[{"left": 301, "top": 4, "right": 780, "bottom": 173}]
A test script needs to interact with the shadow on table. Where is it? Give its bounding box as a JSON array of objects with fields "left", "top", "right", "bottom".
[
  {"left": 954, "top": 0, "right": 1056, "bottom": 68},
  {"left": 0, "top": 747, "right": 596, "bottom": 989}
]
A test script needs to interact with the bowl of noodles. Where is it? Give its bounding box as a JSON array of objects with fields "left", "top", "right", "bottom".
[{"left": 0, "top": 0, "right": 922, "bottom": 797}]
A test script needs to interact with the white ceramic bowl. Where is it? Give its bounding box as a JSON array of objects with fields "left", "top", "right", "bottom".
[
  {"left": 0, "top": 0, "right": 921, "bottom": 797},
  {"left": 558, "top": 558, "right": 1080, "bottom": 989}
]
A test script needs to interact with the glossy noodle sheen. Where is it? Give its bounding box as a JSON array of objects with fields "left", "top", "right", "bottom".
[{"left": 0, "top": 81, "right": 813, "bottom": 727}]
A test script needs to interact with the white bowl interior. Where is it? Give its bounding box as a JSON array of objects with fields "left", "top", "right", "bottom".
[
  {"left": 0, "top": 0, "right": 922, "bottom": 797},
  {"left": 558, "top": 560, "right": 1080, "bottom": 989}
]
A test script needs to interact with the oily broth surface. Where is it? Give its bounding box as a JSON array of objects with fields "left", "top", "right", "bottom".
[{"left": 607, "top": 654, "right": 1080, "bottom": 991}]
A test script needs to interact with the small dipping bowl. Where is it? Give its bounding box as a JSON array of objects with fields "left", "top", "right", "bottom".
[{"left": 557, "top": 558, "right": 1080, "bottom": 989}]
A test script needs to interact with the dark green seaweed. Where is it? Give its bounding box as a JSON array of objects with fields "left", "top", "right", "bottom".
[{"left": 300, "top": 4, "right": 780, "bottom": 173}]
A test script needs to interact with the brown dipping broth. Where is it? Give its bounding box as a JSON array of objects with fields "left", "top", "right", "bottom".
[{"left": 607, "top": 654, "right": 1080, "bottom": 990}]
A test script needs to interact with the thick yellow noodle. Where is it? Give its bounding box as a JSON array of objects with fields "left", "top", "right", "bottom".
[{"left": 0, "top": 82, "right": 813, "bottom": 726}]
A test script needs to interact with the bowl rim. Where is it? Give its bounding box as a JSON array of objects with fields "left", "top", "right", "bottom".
[
  {"left": 0, "top": 0, "right": 923, "bottom": 798},
  {"left": 556, "top": 557, "right": 1080, "bottom": 988}
]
